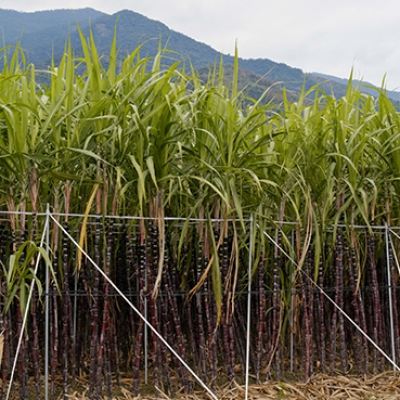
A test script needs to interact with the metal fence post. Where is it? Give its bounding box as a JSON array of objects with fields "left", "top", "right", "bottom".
[
  {"left": 385, "top": 223, "right": 396, "bottom": 370},
  {"left": 245, "top": 214, "right": 253, "bottom": 400},
  {"left": 44, "top": 204, "right": 50, "bottom": 400}
]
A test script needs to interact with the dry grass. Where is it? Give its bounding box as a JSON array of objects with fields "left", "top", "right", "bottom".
[
  {"left": 6, "top": 371, "right": 400, "bottom": 399},
  {"left": 223, "top": 373, "right": 400, "bottom": 399},
  {"left": 14, "top": 372, "right": 397, "bottom": 400}
]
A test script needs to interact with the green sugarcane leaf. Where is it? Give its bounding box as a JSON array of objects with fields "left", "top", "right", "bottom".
[
  {"left": 129, "top": 155, "right": 147, "bottom": 206},
  {"left": 146, "top": 156, "right": 158, "bottom": 190}
]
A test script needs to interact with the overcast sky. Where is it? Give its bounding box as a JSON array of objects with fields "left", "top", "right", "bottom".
[{"left": 2, "top": 0, "right": 400, "bottom": 90}]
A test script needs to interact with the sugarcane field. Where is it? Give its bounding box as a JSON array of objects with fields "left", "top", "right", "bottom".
[{"left": 3, "top": 31, "right": 400, "bottom": 400}]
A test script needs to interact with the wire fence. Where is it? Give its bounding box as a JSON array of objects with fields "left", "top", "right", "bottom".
[{"left": 2, "top": 207, "right": 400, "bottom": 399}]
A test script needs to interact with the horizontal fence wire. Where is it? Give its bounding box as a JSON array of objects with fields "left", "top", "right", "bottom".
[
  {"left": 33, "top": 285, "right": 400, "bottom": 298},
  {"left": 0, "top": 209, "right": 399, "bottom": 229}
]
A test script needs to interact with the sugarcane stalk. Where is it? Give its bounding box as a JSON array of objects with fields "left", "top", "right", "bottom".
[
  {"left": 203, "top": 255, "right": 217, "bottom": 386},
  {"left": 270, "top": 233, "right": 282, "bottom": 379},
  {"left": 185, "top": 267, "right": 199, "bottom": 372},
  {"left": 163, "top": 254, "right": 191, "bottom": 392},
  {"left": 196, "top": 239, "right": 208, "bottom": 382},
  {"left": 218, "top": 229, "right": 235, "bottom": 383},
  {"left": 132, "top": 243, "right": 146, "bottom": 395},
  {"left": 0, "top": 281, "right": 9, "bottom": 400},
  {"left": 110, "top": 303, "right": 121, "bottom": 387},
  {"left": 387, "top": 235, "right": 400, "bottom": 361},
  {"left": 345, "top": 238, "right": 362, "bottom": 374},
  {"left": 1, "top": 307, "right": 11, "bottom": 400},
  {"left": 302, "top": 250, "right": 313, "bottom": 380},
  {"left": 28, "top": 204, "right": 42, "bottom": 399},
  {"left": 385, "top": 192, "right": 400, "bottom": 362},
  {"left": 104, "top": 221, "right": 114, "bottom": 398},
  {"left": 347, "top": 213, "right": 367, "bottom": 373},
  {"left": 31, "top": 285, "right": 42, "bottom": 399},
  {"left": 61, "top": 222, "right": 72, "bottom": 399},
  {"left": 256, "top": 254, "right": 264, "bottom": 383},
  {"left": 95, "top": 220, "right": 114, "bottom": 399},
  {"left": 50, "top": 256, "right": 59, "bottom": 400},
  {"left": 158, "top": 290, "right": 174, "bottom": 396},
  {"left": 352, "top": 244, "right": 369, "bottom": 373},
  {"left": 367, "top": 231, "right": 384, "bottom": 372},
  {"left": 104, "top": 309, "right": 113, "bottom": 399},
  {"left": 94, "top": 282, "right": 108, "bottom": 399},
  {"left": 329, "top": 230, "right": 347, "bottom": 375},
  {"left": 89, "top": 216, "right": 101, "bottom": 399},
  {"left": 125, "top": 227, "right": 136, "bottom": 346},
  {"left": 150, "top": 227, "right": 173, "bottom": 394},
  {"left": 16, "top": 230, "right": 29, "bottom": 400},
  {"left": 16, "top": 304, "right": 27, "bottom": 399},
  {"left": 148, "top": 226, "right": 161, "bottom": 395},
  {"left": 316, "top": 254, "right": 326, "bottom": 373}
]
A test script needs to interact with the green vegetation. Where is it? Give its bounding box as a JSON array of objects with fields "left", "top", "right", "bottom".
[{"left": 1, "top": 31, "right": 400, "bottom": 398}]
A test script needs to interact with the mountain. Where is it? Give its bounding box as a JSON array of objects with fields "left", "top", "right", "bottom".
[
  {"left": 0, "top": 8, "right": 227, "bottom": 70},
  {"left": 0, "top": 8, "right": 104, "bottom": 45},
  {"left": 0, "top": 8, "right": 396, "bottom": 102},
  {"left": 312, "top": 72, "right": 400, "bottom": 102},
  {"left": 0, "top": 8, "right": 105, "bottom": 67}
]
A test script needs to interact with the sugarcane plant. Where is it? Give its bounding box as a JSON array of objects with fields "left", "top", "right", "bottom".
[{"left": 1, "top": 28, "right": 400, "bottom": 398}]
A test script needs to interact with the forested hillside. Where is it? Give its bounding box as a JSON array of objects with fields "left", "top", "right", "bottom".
[{"left": 0, "top": 8, "right": 398, "bottom": 101}]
